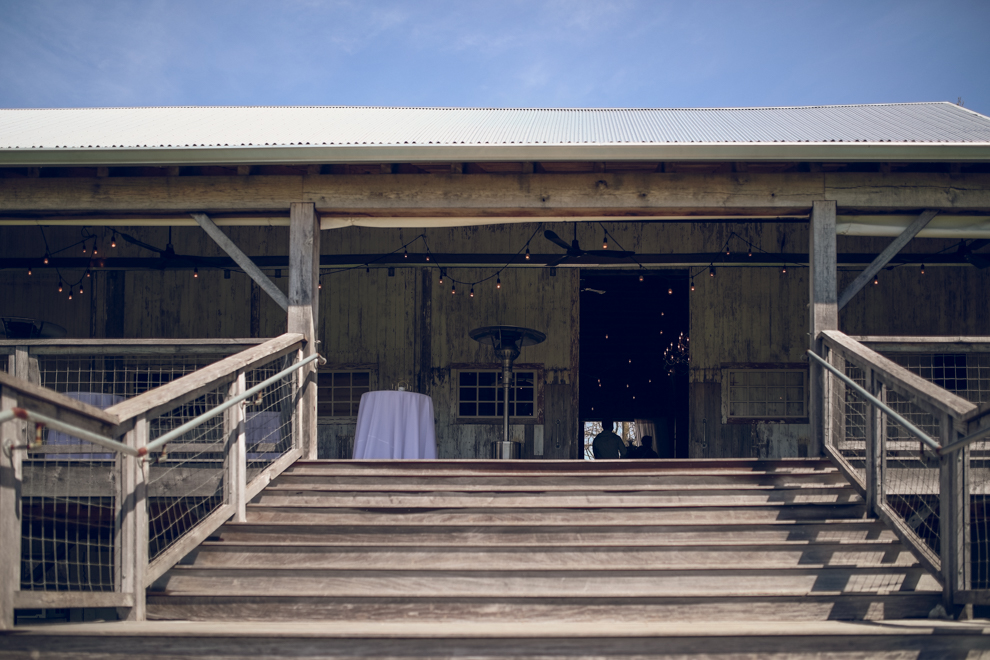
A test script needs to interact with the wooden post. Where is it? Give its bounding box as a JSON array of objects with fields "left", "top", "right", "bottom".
[
  {"left": 227, "top": 374, "right": 247, "bottom": 523},
  {"left": 864, "top": 368, "right": 882, "bottom": 515},
  {"left": 288, "top": 202, "right": 320, "bottom": 460},
  {"left": 809, "top": 200, "right": 838, "bottom": 457},
  {"left": 939, "top": 413, "right": 971, "bottom": 617},
  {"left": 0, "top": 387, "right": 24, "bottom": 630},
  {"left": 119, "top": 415, "right": 148, "bottom": 621}
]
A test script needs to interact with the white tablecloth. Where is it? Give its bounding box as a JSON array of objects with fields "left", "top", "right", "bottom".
[{"left": 352, "top": 391, "right": 436, "bottom": 459}]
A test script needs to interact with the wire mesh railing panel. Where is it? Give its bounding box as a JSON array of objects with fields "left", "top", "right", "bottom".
[
  {"left": 876, "top": 375, "right": 943, "bottom": 558},
  {"left": 884, "top": 353, "right": 990, "bottom": 405},
  {"left": 37, "top": 353, "right": 233, "bottom": 402},
  {"left": 822, "top": 349, "right": 866, "bottom": 485},
  {"left": 243, "top": 354, "right": 298, "bottom": 477},
  {"left": 971, "top": 441, "right": 990, "bottom": 589},
  {"left": 21, "top": 436, "right": 116, "bottom": 591},
  {"left": 146, "top": 382, "right": 228, "bottom": 562}
]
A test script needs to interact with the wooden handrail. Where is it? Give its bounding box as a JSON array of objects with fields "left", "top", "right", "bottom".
[
  {"left": 850, "top": 336, "right": 990, "bottom": 353},
  {"left": 0, "top": 371, "right": 118, "bottom": 436},
  {"left": 821, "top": 330, "right": 977, "bottom": 419},
  {"left": 106, "top": 333, "right": 305, "bottom": 429},
  {"left": 0, "top": 338, "right": 267, "bottom": 355}
]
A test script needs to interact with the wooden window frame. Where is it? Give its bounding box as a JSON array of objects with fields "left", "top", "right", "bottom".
[
  {"left": 721, "top": 363, "right": 809, "bottom": 424},
  {"left": 316, "top": 365, "right": 377, "bottom": 422},
  {"left": 451, "top": 363, "right": 544, "bottom": 425}
]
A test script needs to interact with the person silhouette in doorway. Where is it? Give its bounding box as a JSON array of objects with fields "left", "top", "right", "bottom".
[
  {"left": 629, "top": 434, "right": 659, "bottom": 459},
  {"left": 592, "top": 420, "right": 627, "bottom": 459}
]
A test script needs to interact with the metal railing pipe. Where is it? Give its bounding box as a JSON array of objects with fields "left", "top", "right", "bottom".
[
  {"left": 143, "top": 352, "right": 320, "bottom": 455},
  {"left": 3, "top": 408, "right": 139, "bottom": 456},
  {"left": 939, "top": 425, "right": 990, "bottom": 456},
  {"left": 807, "top": 349, "right": 941, "bottom": 452}
]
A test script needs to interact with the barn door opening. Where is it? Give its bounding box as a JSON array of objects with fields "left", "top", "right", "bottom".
[{"left": 579, "top": 270, "right": 690, "bottom": 458}]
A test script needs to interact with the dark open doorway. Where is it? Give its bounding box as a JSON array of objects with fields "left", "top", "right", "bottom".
[{"left": 579, "top": 270, "right": 690, "bottom": 458}]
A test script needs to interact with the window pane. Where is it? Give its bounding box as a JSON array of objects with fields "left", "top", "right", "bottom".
[
  {"left": 749, "top": 387, "right": 766, "bottom": 402},
  {"left": 353, "top": 387, "right": 369, "bottom": 398},
  {"left": 517, "top": 402, "right": 534, "bottom": 416},
  {"left": 730, "top": 371, "right": 747, "bottom": 386},
  {"left": 786, "top": 402, "right": 804, "bottom": 416},
  {"left": 478, "top": 387, "right": 497, "bottom": 402},
  {"left": 785, "top": 372, "right": 804, "bottom": 386},
  {"left": 730, "top": 387, "right": 744, "bottom": 402},
  {"left": 730, "top": 402, "right": 746, "bottom": 416},
  {"left": 352, "top": 373, "right": 369, "bottom": 387},
  {"left": 768, "top": 402, "right": 784, "bottom": 416},
  {"left": 479, "top": 372, "right": 497, "bottom": 387},
  {"left": 479, "top": 402, "right": 497, "bottom": 416},
  {"left": 786, "top": 387, "right": 803, "bottom": 402},
  {"left": 332, "top": 402, "right": 351, "bottom": 416},
  {"left": 749, "top": 372, "right": 766, "bottom": 386},
  {"left": 460, "top": 372, "right": 477, "bottom": 386},
  {"left": 459, "top": 402, "right": 476, "bottom": 416},
  {"left": 332, "top": 372, "right": 350, "bottom": 386},
  {"left": 460, "top": 387, "right": 477, "bottom": 402},
  {"left": 750, "top": 403, "right": 766, "bottom": 416},
  {"left": 518, "top": 387, "right": 534, "bottom": 402},
  {"left": 767, "top": 372, "right": 785, "bottom": 386},
  {"left": 768, "top": 387, "right": 785, "bottom": 402}
]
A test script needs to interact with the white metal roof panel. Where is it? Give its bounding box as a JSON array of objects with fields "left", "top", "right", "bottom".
[{"left": 2, "top": 103, "right": 989, "bottom": 165}]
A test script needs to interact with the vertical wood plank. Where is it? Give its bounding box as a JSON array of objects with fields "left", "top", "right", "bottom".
[
  {"left": 809, "top": 200, "right": 838, "bottom": 457},
  {"left": 864, "top": 368, "right": 882, "bottom": 514},
  {"left": 0, "top": 387, "right": 23, "bottom": 629},
  {"left": 939, "top": 412, "right": 970, "bottom": 616},
  {"left": 227, "top": 374, "right": 247, "bottom": 523},
  {"left": 120, "top": 415, "right": 148, "bottom": 621},
  {"left": 289, "top": 202, "right": 320, "bottom": 459}
]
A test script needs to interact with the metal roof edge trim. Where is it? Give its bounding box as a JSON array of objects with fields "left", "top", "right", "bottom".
[{"left": 2, "top": 142, "right": 989, "bottom": 167}]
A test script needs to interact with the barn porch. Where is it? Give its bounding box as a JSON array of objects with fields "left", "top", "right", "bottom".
[{"left": 3, "top": 104, "right": 990, "bottom": 654}]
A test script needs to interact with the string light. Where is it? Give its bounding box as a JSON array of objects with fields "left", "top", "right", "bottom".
[
  {"left": 78, "top": 284, "right": 84, "bottom": 295},
  {"left": 726, "top": 248, "right": 731, "bottom": 256},
  {"left": 690, "top": 280, "right": 695, "bottom": 291},
  {"left": 193, "top": 267, "right": 199, "bottom": 278},
  {"left": 425, "top": 253, "right": 430, "bottom": 261},
  {"left": 496, "top": 275, "right": 501, "bottom": 289},
  {"left": 781, "top": 266, "right": 787, "bottom": 274},
  {"left": 639, "top": 274, "right": 644, "bottom": 282},
  {"left": 873, "top": 274, "right": 879, "bottom": 285},
  {"left": 68, "top": 291, "right": 72, "bottom": 300},
  {"left": 710, "top": 266, "right": 716, "bottom": 277},
  {"left": 111, "top": 234, "right": 116, "bottom": 248},
  {"left": 57, "top": 281, "right": 63, "bottom": 293},
  {"left": 525, "top": 246, "right": 530, "bottom": 260},
  {"left": 403, "top": 247, "right": 408, "bottom": 259},
  {"left": 27, "top": 267, "right": 32, "bottom": 276},
  {"left": 469, "top": 286, "right": 475, "bottom": 298},
  {"left": 43, "top": 253, "right": 49, "bottom": 264},
  {"left": 82, "top": 242, "right": 87, "bottom": 254},
  {"left": 921, "top": 264, "right": 926, "bottom": 275},
  {"left": 85, "top": 269, "right": 91, "bottom": 278},
  {"left": 318, "top": 281, "right": 322, "bottom": 290},
  {"left": 451, "top": 282, "right": 456, "bottom": 295},
  {"left": 92, "top": 242, "right": 98, "bottom": 255},
  {"left": 748, "top": 248, "right": 752, "bottom": 257},
  {"left": 439, "top": 270, "right": 444, "bottom": 284},
  {"left": 602, "top": 234, "right": 608, "bottom": 249},
  {"left": 668, "top": 287, "right": 673, "bottom": 295}
]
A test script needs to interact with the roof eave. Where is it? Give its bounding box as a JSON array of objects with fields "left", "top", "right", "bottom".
[{"left": 1, "top": 142, "right": 989, "bottom": 167}]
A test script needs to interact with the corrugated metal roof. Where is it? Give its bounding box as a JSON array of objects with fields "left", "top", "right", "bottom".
[{"left": 3, "top": 103, "right": 990, "bottom": 149}]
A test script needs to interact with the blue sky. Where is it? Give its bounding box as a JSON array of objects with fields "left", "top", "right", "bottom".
[{"left": 1, "top": 0, "right": 988, "bottom": 115}]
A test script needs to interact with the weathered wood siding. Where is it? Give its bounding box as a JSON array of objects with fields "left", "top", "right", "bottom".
[{"left": 4, "top": 222, "right": 990, "bottom": 460}]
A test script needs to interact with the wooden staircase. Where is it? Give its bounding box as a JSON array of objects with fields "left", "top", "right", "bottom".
[{"left": 147, "top": 458, "right": 943, "bottom": 623}]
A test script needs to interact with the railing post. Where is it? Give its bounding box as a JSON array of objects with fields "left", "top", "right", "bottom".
[
  {"left": 288, "top": 201, "right": 320, "bottom": 460},
  {"left": 227, "top": 373, "right": 247, "bottom": 523},
  {"left": 809, "top": 200, "right": 838, "bottom": 458},
  {"left": 939, "top": 413, "right": 971, "bottom": 618},
  {"left": 865, "top": 368, "right": 883, "bottom": 515},
  {"left": 0, "top": 386, "right": 24, "bottom": 630},
  {"left": 119, "top": 415, "right": 148, "bottom": 621}
]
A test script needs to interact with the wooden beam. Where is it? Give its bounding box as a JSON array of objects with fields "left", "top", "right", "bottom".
[
  {"left": 3, "top": 172, "right": 990, "bottom": 216},
  {"left": 191, "top": 212, "right": 288, "bottom": 311},
  {"left": 837, "top": 210, "right": 937, "bottom": 310},
  {"left": 288, "top": 203, "right": 320, "bottom": 460},
  {"left": 809, "top": 200, "right": 837, "bottom": 458},
  {"left": 0, "top": 387, "right": 22, "bottom": 630}
]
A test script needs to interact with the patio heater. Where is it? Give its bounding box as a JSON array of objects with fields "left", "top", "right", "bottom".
[{"left": 469, "top": 325, "right": 546, "bottom": 458}]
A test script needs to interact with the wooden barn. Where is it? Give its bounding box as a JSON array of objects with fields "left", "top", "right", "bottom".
[{"left": 2, "top": 103, "right": 990, "bottom": 657}]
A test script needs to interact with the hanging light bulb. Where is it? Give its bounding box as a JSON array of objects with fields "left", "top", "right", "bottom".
[
  {"left": 726, "top": 248, "right": 730, "bottom": 256},
  {"left": 318, "top": 281, "right": 322, "bottom": 290},
  {"left": 425, "top": 253, "right": 430, "bottom": 261},
  {"left": 78, "top": 284, "right": 84, "bottom": 295},
  {"left": 525, "top": 246, "right": 530, "bottom": 260},
  {"left": 710, "top": 266, "right": 716, "bottom": 277},
  {"left": 451, "top": 282, "right": 456, "bottom": 295},
  {"left": 193, "top": 267, "right": 199, "bottom": 278},
  {"left": 111, "top": 234, "right": 117, "bottom": 248},
  {"left": 43, "top": 253, "right": 49, "bottom": 264},
  {"left": 496, "top": 275, "right": 501, "bottom": 289},
  {"left": 639, "top": 274, "right": 644, "bottom": 282},
  {"left": 92, "top": 243, "right": 98, "bottom": 255},
  {"left": 469, "top": 286, "right": 475, "bottom": 298},
  {"left": 873, "top": 274, "right": 879, "bottom": 285},
  {"left": 602, "top": 234, "right": 608, "bottom": 249},
  {"left": 85, "top": 269, "right": 91, "bottom": 278},
  {"left": 439, "top": 270, "right": 444, "bottom": 284},
  {"left": 27, "top": 267, "right": 32, "bottom": 276},
  {"left": 82, "top": 242, "right": 87, "bottom": 254},
  {"left": 690, "top": 280, "right": 695, "bottom": 291},
  {"left": 781, "top": 266, "right": 787, "bottom": 274},
  {"left": 668, "top": 287, "right": 673, "bottom": 295},
  {"left": 68, "top": 291, "right": 73, "bottom": 300},
  {"left": 748, "top": 248, "right": 752, "bottom": 257},
  {"left": 404, "top": 247, "right": 408, "bottom": 259},
  {"left": 921, "top": 264, "right": 926, "bottom": 275},
  {"left": 57, "top": 281, "right": 63, "bottom": 293}
]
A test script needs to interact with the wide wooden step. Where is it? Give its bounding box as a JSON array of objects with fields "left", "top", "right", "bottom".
[
  {"left": 244, "top": 503, "right": 870, "bottom": 524},
  {"left": 154, "top": 565, "right": 942, "bottom": 597},
  {"left": 251, "top": 486, "right": 863, "bottom": 508},
  {"left": 183, "top": 541, "right": 922, "bottom": 570},
  {"left": 214, "top": 520, "right": 900, "bottom": 545}
]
